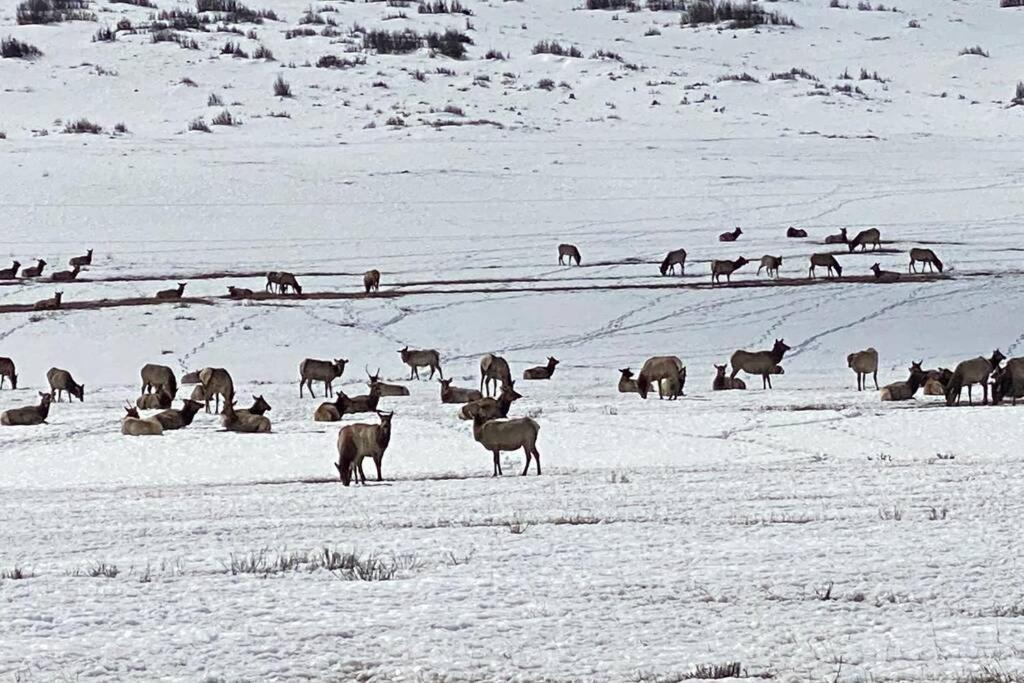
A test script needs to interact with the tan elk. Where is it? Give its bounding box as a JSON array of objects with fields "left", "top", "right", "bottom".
[
  {"left": 69, "top": 249, "right": 93, "bottom": 268},
  {"left": 227, "top": 286, "right": 254, "bottom": 299},
  {"left": 152, "top": 399, "right": 204, "bottom": 430},
  {"left": 659, "top": 249, "right": 687, "bottom": 276},
  {"left": 719, "top": 227, "right": 742, "bottom": 242},
  {"left": 368, "top": 368, "right": 409, "bottom": 397},
  {"left": 658, "top": 366, "right": 687, "bottom": 400},
  {"left": 558, "top": 244, "right": 581, "bottom": 266},
  {"left": 617, "top": 368, "right": 639, "bottom": 394},
  {"left": 945, "top": 349, "right": 1005, "bottom": 406},
  {"left": 636, "top": 356, "right": 684, "bottom": 399},
  {"left": 314, "top": 393, "right": 349, "bottom": 422},
  {"left": 472, "top": 413, "right": 541, "bottom": 476},
  {"left": 33, "top": 291, "right": 62, "bottom": 311},
  {"left": 991, "top": 358, "right": 1024, "bottom": 405},
  {"left": 909, "top": 248, "right": 943, "bottom": 273},
  {"left": 713, "top": 364, "right": 746, "bottom": 390},
  {"left": 399, "top": 346, "right": 443, "bottom": 380},
  {"left": 136, "top": 389, "right": 173, "bottom": 410},
  {"left": 47, "top": 367, "right": 85, "bottom": 402},
  {"left": 141, "top": 363, "right": 177, "bottom": 399},
  {"left": 824, "top": 228, "right": 848, "bottom": 245},
  {"left": 523, "top": 357, "right": 559, "bottom": 380},
  {"left": 51, "top": 265, "right": 81, "bottom": 282},
  {"left": 459, "top": 381, "right": 521, "bottom": 421},
  {"left": 363, "top": 269, "right": 380, "bottom": 293},
  {"left": 758, "top": 255, "right": 782, "bottom": 278},
  {"left": 221, "top": 400, "right": 271, "bottom": 433},
  {"left": 0, "top": 357, "right": 17, "bottom": 390},
  {"left": 198, "top": 367, "right": 234, "bottom": 413},
  {"left": 809, "top": 253, "right": 842, "bottom": 279},
  {"left": 299, "top": 358, "right": 347, "bottom": 398},
  {"left": 730, "top": 339, "right": 791, "bottom": 389},
  {"left": 181, "top": 370, "right": 201, "bottom": 385},
  {"left": 335, "top": 411, "right": 393, "bottom": 486},
  {"left": 439, "top": 378, "right": 482, "bottom": 404},
  {"left": 480, "top": 353, "right": 512, "bottom": 396},
  {"left": 848, "top": 228, "right": 881, "bottom": 252},
  {"left": 847, "top": 347, "right": 879, "bottom": 391},
  {"left": 1, "top": 392, "right": 52, "bottom": 426},
  {"left": 156, "top": 282, "right": 186, "bottom": 300},
  {"left": 711, "top": 257, "right": 749, "bottom": 285},
  {"left": 870, "top": 263, "right": 901, "bottom": 283},
  {"left": 880, "top": 364, "right": 926, "bottom": 401},
  {"left": 121, "top": 403, "right": 164, "bottom": 436},
  {"left": 922, "top": 366, "right": 953, "bottom": 396},
  {"left": 21, "top": 259, "right": 46, "bottom": 278},
  {"left": 0, "top": 261, "right": 20, "bottom": 279},
  {"left": 266, "top": 271, "right": 302, "bottom": 295}
]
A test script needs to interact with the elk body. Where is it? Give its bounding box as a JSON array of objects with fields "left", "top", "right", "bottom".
[
  {"left": 299, "top": 358, "right": 347, "bottom": 398},
  {"left": 33, "top": 291, "right": 62, "bottom": 311},
  {"left": 786, "top": 227, "right": 807, "bottom": 238},
  {"left": 824, "top": 228, "right": 848, "bottom": 245},
  {"left": 617, "top": 368, "right": 639, "bottom": 394},
  {"left": 156, "top": 282, "right": 186, "bottom": 300},
  {"left": 809, "top": 253, "right": 842, "bottom": 279},
  {"left": 848, "top": 228, "right": 881, "bottom": 252},
  {"left": 235, "top": 395, "right": 271, "bottom": 419},
  {"left": 719, "top": 227, "right": 742, "bottom": 242},
  {"left": 367, "top": 369, "right": 409, "bottom": 397},
  {"left": 266, "top": 271, "right": 302, "bottom": 295},
  {"left": 47, "top": 367, "right": 85, "bottom": 402},
  {"left": 523, "top": 357, "right": 559, "bottom": 380},
  {"left": 1, "top": 393, "right": 52, "bottom": 426},
  {"left": 121, "top": 404, "right": 163, "bottom": 436},
  {"left": 21, "top": 259, "right": 46, "bottom": 278},
  {"left": 992, "top": 358, "right": 1024, "bottom": 405},
  {"left": 335, "top": 411, "right": 393, "bottom": 486},
  {"left": 399, "top": 347, "right": 443, "bottom": 380},
  {"left": 459, "top": 381, "right": 521, "bottom": 421},
  {"left": 51, "top": 265, "right": 81, "bottom": 282},
  {"left": 711, "top": 257, "right": 748, "bottom": 285},
  {"left": 847, "top": 348, "right": 879, "bottom": 391},
  {"left": 480, "top": 353, "right": 512, "bottom": 396},
  {"left": 730, "top": 339, "right": 790, "bottom": 389},
  {"left": 871, "top": 263, "right": 901, "bottom": 282},
  {"left": 141, "top": 363, "right": 177, "bottom": 399},
  {"left": 657, "top": 366, "right": 687, "bottom": 400},
  {"left": 909, "top": 248, "right": 943, "bottom": 273},
  {"left": 69, "top": 249, "right": 93, "bottom": 268},
  {"left": 880, "top": 365, "right": 926, "bottom": 401},
  {"left": 152, "top": 399, "right": 204, "bottom": 430},
  {"left": 0, "top": 357, "right": 17, "bottom": 390},
  {"left": 439, "top": 379, "right": 482, "bottom": 404},
  {"left": 945, "top": 350, "right": 1005, "bottom": 406},
  {"left": 713, "top": 364, "right": 746, "bottom": 390},
  {"left": 315, "top": 383, "right": 382, "bottom": 421},
  {"left": 181, "top": 370, "right": 201, "bottom": 385},
  {"left": 198, "top": 367, "right": 234, "bottom": 413},
  {"left": 0, "top": 261, "right": 20, "bottom": 279},
  {"left": 221, "top": 400, "right": 271, "bottom": 433},
  {"left": 472, "top": 414, "right": 541, "bottom": 476},
  {"left": 921, "top": 366, "right": 953, "bottom": 396},
  {"left": 758, "top": 255, "right": 782, "bottom": 278},
  {"left": 227, "top": 286, "right": 254, "bottom": 299},
  {"left": 558, "top": 244, "right": 581, "bottom": 266},
  {"left": 637, "top": 356, "right": 684, "bottom": 399},
  {"left": 136, "top": 390, "right": 173, "bottom": 410},
  {"left": 363, "top": 269, "right": 380, "bottom": 293},
  {"left": 659, "top": 249, "right": 687, "bottom": 276}
]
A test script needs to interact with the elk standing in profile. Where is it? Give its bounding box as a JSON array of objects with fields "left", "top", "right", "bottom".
[
  {"left": 51, "top": 265, "right": 81, "bottom": 282},
  {"left": 711, "top": 257, "right": 749, "bottom": 285},
  {"left": 399, "top": 347, "right": 443, "bottom": 380},
  {"left": 636, "top": 356, "right": 684, "bottom": 399},
  {"left": 335, "top": 411, "right": 393, "bottom": 486},
  {"left": 659, "top": 249, "right": 687, "bottom": 276},
  {"left": 152, "top": 399, "right": 204, "bottom": 430},
  {"left": 730, "top": 339, "right": 790, "bottom": 389},
  {"left": 363, "top": 269, "right": 380, "bottom": 293},
  {"left": 719, "top": 227, "right": 742, "bottom": 242},
  {"left": 266, "top": 271, "right": 302, "bottom": 295},
  {"left": 367, "top": 368, "right": 409, "bottom": 397},
  {"left": 880, "top": 364, "right": 926, "bottom": 401},
  {"left": 33, "top": 291, "right": 62, "bottom": 311},
  {"left": 227, "top": 286, "right": 254, "bottom": 299},
  {"left": 786, "top": 227, "right": 807, "bottom": 238},
  {"left": 480, "top": 353, "right": 512, "bottom": 396},
  {"left": 757, "top": 255, "right": 782, "bottom": 278},
  {"left": 1, "top": 392, "right": 52, "bottom": 426},
  {"left": 69, "top": 249, "right": 93, "bottom": 268},
  {"left": 523, "top": 357, "right": 559, "bottom": 380},
  {"left": 991, "top": 357, "right": 1024, "bottom": 405},
  {"left": 713, "top": 364, "right": 746, "bottom": 390},
  {"left": 847, "top": 348, "right": 879, "bottom": 391},
  {"left": 617, "top": 368, "right": 639, "bottom": 394},
  {"left": 824, "top": 228, "right": 848, "bottom": 245},
  {"left": 299, "top": 358, "right": 347, "bottom": 398},
  {"left": 848, "top": 228, "right": 881, "bottom": 252},
  {"left": 156, "top": 282, "right": 186, "bottom": 300},
  {"left": 0, "top": 261, "right": 21, "bottom": 279},
  {"left": 141, "top": 363, "right": 177, "bottom": 399},
  {"left": 459, "top": 381, "right": 521, "bottom": 421},
  {"left": 221, "top": 400, "right": 271, "bottom": 433},
  {"left": 909, "top": 248, "right": 943, "bottom": 273},
  {"left": 870, "top": 263, "right": 901, "bottom": 283},
  {"left": 47, "top": 367, "right": 84, "bottom": 402},
  {"left": 472, "top": 413, "right": 541, "bottom": 477},
  {"left": 809, "top": 253, "right": 842, "bottom": 279},
  {"left": 0, "top": 357, "right": 17, "bottom": 390},
  {"left": 21, "top": 259, "right": 46, "bottom": 278},
  {"left": 945, "top": 349, "right": 1005, "bottom": 406},
  {"left": 439, "top": 379, "right": 482, "bottom": 404},
  {"left": 121, "top": 403, "right": 164, "bottom": 436},
  {"left": 558, "top": 244, "right": 581, "bottom": 266},
  {"left": 198, "top": 367, "right": 234, "bottom": 413}
]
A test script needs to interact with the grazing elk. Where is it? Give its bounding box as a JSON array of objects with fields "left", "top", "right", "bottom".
[
  {"left": 51, "top": 265, "right": 81, "bottom": 282},
  {"left": 909, "top": 248, "right": 943, "bottom": 273},
  {"left": 659, "top": 249, "right": 687, "bottom": 276},
  {"left": 757, "top": 255, "right": 782, "bottom": 279},
  {"left": 991, "top": 357, "right": 1024, "bottom": 405},
  {"left": 335, "top": 411, "right": 393, "bottom": 486},
  {"left": 523, "top": 357, "right": 559, "bottom": 380},
  {"left": 221, "top": 400, "right": 271, "bottom": 433},
  {"left": 719, "top": 227, "right": 742, "bottom": 242},
  {"left": 198, "top": 367, "right": 234, "bottom": 414},
  {"left": 33, "top": 291, "right": 62, "bottom": 311},
  {"left": 136, "top": 390, "right": 173, "bottom": 410},
  {"left": 266, "top": 271, "right": 302, "bottom": 295},
  {"left": 880, "top": 364, "right": 926, "bottom": 401},
  {"left": 0, "top": 357, "right": 17, "bottom": 390},
  {"left": 439, "top": 378, "right": 482, "bottom": 404},
  {"left": 152, "top": 399, "right": 204, "bottom": 430},
  {"left": 47, "top": 367, "right": 85, "bottom": 402},
  {"left": 235, "top": 395, "right": 271, "bottom": 419},
  {"left": 848, "top": 228, "right": 881, "bottom": 252},
  {"left": 0, "top": 261, "right": 21, "bottom": 279},
  {"left": 617, "top": 368, "right": 639, "bottom": 394},
  {"left": 363, "top": 269, "right": 380, "bottom": 293},
  {"left": 786, "top": 226, "right": 807, "bottom": 238},
  {"left": 636, "top": 356, "right": 684, "bottom": 399},
  {"left": 730, "top": 339, "right": 791, "bottom": 389},
  {"left": 713, "top": 364, "right": 746, "bottom": 391},
  {"left": 808, "top": 253, "right": 842, "bottom": 279},
  {"left": 847, "top": 347, "right": 879, "bottom": 391},
  {"left": 1, "top": 392, "right": 52, "bottom": 426},
  {"left": 711, "top": 257, "right": 749, "bottom": 285},
  {"left": 227, "top": 286, "right": 254, "bottom": 299},
  {"left": 69, "top": 249, "right": 93, "bottom": 268},
  {"left": 472, "top": 413, "right": 541, "bottom": 477},
  {"left": 156, "top": 283, "right": 186, "bottom": 300},
  {"left": 558, "top": 244, "right": 581, "bottom": 266},
  {"left": 141, "top": 363, "right": 177, "bottom": 399},
  {"left": 480, "top": 353, "right": 512, "bottom": 396},
  {"left": 945, "top": 349, "right": 1005, "bottom": 406},
  {"left": 121, "top": 403, "right": 163, "bottom": 436},
  {"left": 824, "top": 228, "right": 848, "bottom": 245},
  {"left": 870, "top": 263, "right": 901, "bottom": 282},
  {"left": 459, "top": 381, "right": 521, "bottom": 421},
  {"left": 399, "top": 346, "right": 443, "bottom": 380},
  {"left": 299, "top": 358, "right": 347, "bottom": 398},
  {"left": 21, "top": 259, "right": 46, "bottom": 278}
]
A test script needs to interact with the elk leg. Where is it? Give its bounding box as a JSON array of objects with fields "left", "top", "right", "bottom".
[
  {"left": 873, "top": 371, "right": 878, "bottom": 391},
  {"left": 374, "top": 456, "right": 382, "bottom": 482},
  {"left": 521, "top": 447, "right": 531, "bottom": 476},
  {"left": 533, "top": 446, "right": 541, "bottom": 475},
  {"left": 493, "top": 450, "right": 501, "bottom": 476},
  {"left": 967, "top": 385, "right": 973, "bottom": 405},
  {"left": 766, "top": 373, "right": 773, "bottom": 390}
]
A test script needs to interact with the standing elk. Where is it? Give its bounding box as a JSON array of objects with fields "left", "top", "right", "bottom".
[
  {"left": 848, "top": 228, "right": 881, "bottom": 252},
  {"left": 198, "top": 367, "right": 234, "bottom": 414},
  {"left": 0, "top": 357, "right": 17, "bottom": 390},
  {"left": 221, "top": 400, "right": 271, "bottom": 433},
  {"left": 141, "top": 363, "right": 177, "bottom": 399},
  {"left": 152, "top": 399, "right": 204, "bottom": 430},
  {"left": 136, "top": 389, "right": 173, "bottom": 410},
  {"left": 227, "top": 286, "right": 254, "bottom": 299},
  {"left": 335, "top": 411, "right": 393, "bottom": 486},
  {"left": 368, "top": 368, "right": 409, "bottom": 397},
  {"left": 459, "top": 381, "right": 521, "bottom": 421},
  {"left": 659, "top": 249, "right": 687, "bottom": 276},
  {"left": 472, "top": 413, "right": 541, "bottom": 477},
  {"left": 558, "top": 244, "right": 581, "bottom": 266},
  {"left": 617, "top": 368, "right": 639, "bottom": 394},
  {"left": 991, "top": 357, "right": 1024, "bottom": 405},
  {"left": 266, "top": 271, "right": 302, "bottom": 295},
  {"left": 719, "top": 227, "right": 742, "bottom": 242},
  {"left": 711, "top": 257, "right": 749, "bottom": 285},
  {"left": 21, "top": 259, "right": 46, "bottom": 278},
  {"left": 523, "top": 357, "right": 559, "bottom": 380},
  {"left": 156, "top": 283, "right": 186, "bottom": 300},
  {"left": 299, "top": 358, "right": 347, "bottom": 398},
  {"left": 69, "top": 249, "right": 93, "bottom": 268},
  {"left": 480, "top": 353, "right": 512, "bottom": 396},
  {"left": 730, "top": 339, "right": 791, "bottom": 389},
  {"left": 51, "top": 265, "right": 81, "bottom": 282},
  {"left": 399, "top": 346, "right": 443, "bottom": 380},
  {"left": 713, "top": 364, "right": 746, "bottom": 390},
  {"left": 824, "top": 228, "right": 848, "bottom": 245},
  {"left": 909, "top": 248, "right": 943, "bottom": 274},
  {"left": 363, "top": 269, "right": 380, "bottom": 293},
  {"left": 786, "top": 227, "right": 808, "bottom": 238},
  {"left": 880, "top": 364, "right": 927, "bottom": 401},
  {"left": 1, "top": 392, "right": 52, "bottom": 426},
  {"left": 757, "top": 255, "right": 782, "bottom": 279},
  {"left": 33, "top": 292, "right": 62, "bottom": 311},
  {"left": 0, "top": 261, "right": 21, "bottom": 279},
  {"left": 636, "top": 356, "right": 684, "bottom": 399},
  {"left": 47, "top": 367, "right": 85, "bottom": 402},
  {"left": 809, "top": 253, "right": 842, "bottom": 279},
  {"left": 945, "top": 349, "right": 1005, "bottom": 406},
  {"left": 847, "top": 347, "right": 879, "bottom": 391},
  {"left": 871, "top": 263, "right": 901, "bottom": 282},
  {"left": 121, "top": 403, "right": 164, "bottom": 436},
  {"left": 439, "top": 379, "right": 482, "bottom": 404}
]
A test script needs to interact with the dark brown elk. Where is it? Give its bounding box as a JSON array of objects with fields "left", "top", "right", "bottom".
[
  {"left": 198, "top": 367, "right": 234, "bottom": 414},
  {"left": 33, "top": 291, "right": 62, "bottom": 311},
  {"left": 847, "top": 347, "right": 879, "bottom": 391},
  {"left": 47, "top": 367, "right": 84, "bottom": 402},
  {"left": 870, "top": 263, "right": 901, "bottom": 282},
  {"left": 340, "top": 382, "right": 383, "bottom": 416},
  {"left": 523, "top": 357, "right": 559, "bottom": 380},
  {"left": 227, "top": 286, "right": 254, "bottom": 298},
  {"left": 121, "top": 403, "right": 163, "bottom": 436},
  {"left": 51, "top": 265, "right": 81, "bottom": 282},
  {"left": 730, "top": 339, "right": 790, "bottom": 389},
  {"left": 439, "top": 379, "right": 482, "bottom": 404},
  {"left": 299, "top": 358, "right": 347, "bottom": 398},
  {"left": 659, "top": 249, "right": 687, "bottom": 276},
  {"left": 221, "top": 400, "right": 271, "bottom": 433},
  {"left": 266, "top": 271, "right": 302, "bottom": 295},
  {"left": 156, "top": 283, "right": 186, "bottom": 300},
  {"left": 472, "top": 413, "right": 541, "bottom": 476},
  {"left": 69, "top": 249, "right": 93, "bottom": 268},
  {"left": 809, "top": 253, "right": 842, "bottom": 279},
  {"left": 235, "top": 395, "right": 271, "bottom": 419},
  {"left": 1, "top": 392, "right": 52, "bottom": 426},
  {"left": 0, "top": 357, "right": 17, "bottom": 390},
  {"left": 719, "top": 227, "right": 742, "bottom": 242},
  {"left": 713, "top": 364, "right": 745, "bottom": 390},
  {"left": 399, "top": 347, "right": 443, "bottom": 380},
  {"left": 141, "top": 363, "right": 177, "bottom": 399},
  {"left": 0, "top": 261, "right": 21, "bottom": 279},
  {"left": 459, "top": 381, "right": 521, "bottom": 421},
  {"left": 786, "top": 226, "right": 807, "bottom": 238},
  {"left": 945, "top": 349, "right": 1005, "bottom": 406},
  {"left": 757, "top": 255, "right": 781, "bottom": 278},
  {"left": 480, "top": 353, "right": 512, "bottom": 396},
  {"left": 880, "top": 364, "right": 926, "bottom": 401},
  {"left": 991, "top": 358, "right": 1024, "bottom": 405},
  {"left": 848, "top": 228, "right": 881, "bottom": 252},
  {"left": 363, "top": 269, "right": 380, "bottom": 293},
  {"left": 335, "top": 411, "right": 393, "bottom": 486},
  {"left": 367, "top": 368, "right": 409, "bottom": 397},
  {"left": 618, "top": 368, "right": 639, "bottom": 394},
  {"left": 711, "top": 257, "right": 748, "bottom": 285},
  {"left": 637, "top": 356, "right": 684, "bottom": 399},
  {"left": 909, "top": 248, "right": 943, "bottom": 273},
  {"left": 558, "top": 244, "right": 581, "bottom": 266},
  {"left": 152, "top": 399, "right": 204, "bottom": 430},
  {"left": 21, "top": 259, "right": 46, "bottom": 278},
  {"left": 824, "top": 228, "right": 848, "bottom": 245}
]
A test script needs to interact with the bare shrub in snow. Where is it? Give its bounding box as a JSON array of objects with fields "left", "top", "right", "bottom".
[
  {"left": 92, "top": 26, "right": 115, "bottom": 42},
  {"left": 211, "top": 109, "right": 237, "bottom": 125},
  {"left": 532, "top": 40, "right": 582, "bottom": 57},
  {"left": 958, "top": 45, "right": 989, "bottom": 57},
  {"left": 1, "top": 36, "right": 43, "bottom": 58},
  {"left": 537, "top": 77, "right": 556, "bottom": 91},
  {"left": 585, "top": 0, "right": 639, "bottom": 9},
  {"left": 364, "top": 28, "right": 422, "bottom": 54},
  {"left": 17, "top": 0, "right": 96, "bottom": 25},
  {"left": 385, "top": 116, "right": 406, "bottom": 126},
  {"left": 418, "top": 0, "right": 471, "bottom": 14},
  {"left": 114, "top": 122, "right": 128, "bottom": 133},
  {"left": 207, "top": 92, "right": 223, "bottom": 106},
  {"left": 63, "top": 118, "right": 103, "bottom": 134},
  {"left": 0, "top": 566, "right": 32, "bottom": 580},
  {"left": 252, "top": 44, "right": 273, "bottom": 60},
  {"left": 188, "top": 117, "right": 211, "bottom": 132},
  {"left": 273, "top": 74, "right": 292, "bottom": 97},
  {"left": 717, "top": 72, "right": 759, "bottom": 83},
  {"left": 484, "top": 48, "right": 506, "bottom": 60},
  {"left": 316, "top": 54, "right": 365, "bottom": 69},
  {"left": 769, "top": 67, "right": 816, "bottom": 81},
  {"left": 684, "top": 1, "right": 795, "bottom": 29},
  {"left": 425, "top": 29, "right": 472, "bottom": 59}
]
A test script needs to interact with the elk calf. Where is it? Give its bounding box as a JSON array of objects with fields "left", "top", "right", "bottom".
[
  {"left": 847, "top": 348, "right": 879, "bottom": 391},
  {"left": 558, "top": 244, "right": 581, "bottom": 266},
  {"left": 136, "top": 390, "right": 173, "bottom": 410},
  {"left": 1, "top": 392, "right": 52, "bottom": 426},
  {"left": 660, "top": 249, "right": 687, "bottom": 276},
  {"left": 439, "top": 379, "right": 482, "bottom": 404},
  {"left": 523, "top": 357, "right": 559, "bottom": 380},
  {"left": 0, "top": 357, "right": 17, "bottom": 390},
  {"left": 399, "top": 346, "right": 443, "bottom": 380},
  {"left": 47, "top": 367, "right": 85, "bottom": 402},
  {"left": 363, "top": 269, "right": 380, "bottom": 293},
  {"left": 121, "top": 403, "right": 163, "bottom": 436},
  {"left": 34, "top": 291, "right": 63, "bottom": 311},
  {"left": 336, "top": 411, "right": 393, "bottom": 486},
  {"left": 757, "top": 255, "right": 782, "bottom": 278},
  {"left": 713, "top": 364, "right": 745, "bottom": 390}
]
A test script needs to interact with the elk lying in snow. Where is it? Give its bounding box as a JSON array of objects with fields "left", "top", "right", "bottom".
[
  {"left": 152, "top": 399, "right": 204, "bottom": 430},
  {"left": 711, "top": 257, "right": 748, "bottom": 285},
  {"left": 472, "top": 413, "right": 541, "bottom": 477},
  {"left": 523, "top": 357, "right": 559, "bottom": 380},
  {"left": 21, "top": 259, "right": 46, "bottom": 278},
  {"left": 335, "top": 411, "right": 393, "bottom": 486},
  {"left": 480, "top": 353, "right": 512, "bottom": 396},
  {"left": 199, "top": 367, "right": 234, "bottom": 414},
  {"left": 847, "top": 348, "right": 879, "bottom": 391},
  {"left": 156, "top": 282, "right": 186, "bottom": 300},
  {"left": 945, "top": 349, "right": 1005, "bottom": 406},
  {"left": 368, "top": 369, "right": 409, "bottom": 397},
  {"left": 299, "top": 358, "right": 347, "bottom": 398},
  {"left": 266, "top": 271, "right": 302, "bottom": 295},
  {"left": 713, "top": 364, "right": 746, "bottom": 390},
  {"left": 848, "top": 228, "right": 881, "bottom": 252},
  {"left": 921, "top": 365, "right": 953, "bottom": 396},
  {"left": 221, "top": 400, "right": 271, "bottom": 433},
  {"left": 69, "top": 249, "right": 93, "bottom": 268},
  {"left": 909, "top": 248, "right": 943, "bottom": 273},
  {"left": 991, "top": 357, "right": 1024, "bottom": 405},
  {"left": 637, "top": 356, "right": 684, "bottom": 399},
  {"left": 34, "top": 291, "right": 62, "bottom": 311},
  {"left": 314, "top": 383, "right": 382, "bottom": 422},
  {"left": 121, "top": 403, "right": 163, "bottom": 436},
  {"left": 558, "top": 243, "right": 581, "bottom": 266},
  {"left": 660, "top": 249, "right": 687, "bottom": 276},
  {"left": 824, "top": 228, "right": 848, "bottom": 245},
  {"left": 618, "top": 368, "right": 639, "bottom": 393},
  {"left": 0, "top": 261, "right": 20, "bottom": 279},
  {"left": 459, "top": 381, "right": 521, "bottom": 421},
  {"left": 47, "top": 367, "right": 85, "bottom": 402},
  {"left": 227, "top": 286, "right": 254, "bottom": 299},
  {"left": 363, "top": 269, "right": 380, "bottom": 293},
  {"left": 758, "top": 255, "right": 782, "bottom": 278},
  {"left": 786, "top": 226, "right": 807, "bottom": 238},
  {"left": 399, "top": 346, "right": 443, "bottom": 380},
  {"left": 880, "top": 364, "right": 926, "bottom": 401},
  {"left": 870, "top": 263, "right": 901, "bottom": 282},
  {"left": 1, "top": 393, "right": 52, "bottom": 426},
  {"left": 719, "top": 227, "right": 742, "bottom": 242},
  {"left": 235, "top": 395, "right": 271, "bottom": 419},
  {"left": 0, "top": 357, "right": 17, "bottom": 390},
  {"left": 439, "top": 379, "right": 482, "bottom": 404},
  {"left": 809, "top": 253, "right": 842, "bottom": 279},
  {"left": 141, "top": 363, "right": 177, "bottom": 399},
  {"left": 136, "top": 390, "right": 173, "bottom": 410},
  {"left": 51, "top": 265, "right": 81, "bottom": 282},
  {"left": 730, "top": 339, "right": 790, "bottom": 389}
]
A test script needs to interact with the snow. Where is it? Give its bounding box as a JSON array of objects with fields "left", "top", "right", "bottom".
[{"left": 3, "top": 0, "right": 1024, "bottom": 680}]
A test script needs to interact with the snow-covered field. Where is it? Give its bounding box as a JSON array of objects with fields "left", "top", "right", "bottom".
[{"left": 4, "top": 0, "right": 1024, "bottom": 680}]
